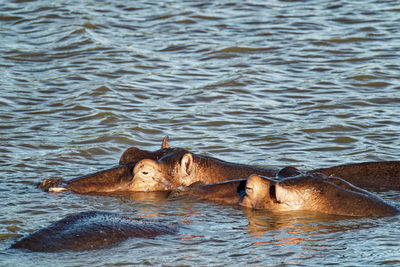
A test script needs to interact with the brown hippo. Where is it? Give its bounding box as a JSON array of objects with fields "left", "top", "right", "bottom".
[
  {"left": 11, "top": 211, "right": 178, "bottom": 252},
  {"left": 170, "top": 167, "right": 399, "bottom": 217},
  {"left": 40, "top": 137, "right": 177, "bottom": 193},
  {"left": 313, "top": 161, "right": 400, "bottom": 188},
  {"left": 43, "top": 137, "right": 278, "bottom": 193}
]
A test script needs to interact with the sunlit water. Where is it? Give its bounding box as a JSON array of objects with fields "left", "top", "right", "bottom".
[{"left": 1, "top": 0, "right": 400, "bottom": 266}]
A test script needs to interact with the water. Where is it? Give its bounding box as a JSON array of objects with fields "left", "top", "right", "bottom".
[{"left": 1, "top": 0, "right": 400, "bottom": 265}]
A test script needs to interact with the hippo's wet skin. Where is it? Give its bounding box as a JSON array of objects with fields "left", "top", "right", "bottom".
[
  {"left": 170, "top": 167, "right": 399, "bottom": 217},
  {"left": 11, "top": 211, "right": 178, "bottom": 252}
]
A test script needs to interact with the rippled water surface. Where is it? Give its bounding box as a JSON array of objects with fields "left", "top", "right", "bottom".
[{"left": 1, "top": 0, "right": 400, "bottom": 266}]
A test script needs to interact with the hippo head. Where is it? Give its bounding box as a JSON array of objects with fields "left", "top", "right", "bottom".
[
  {"left": 41, "top": 136, "right": 178, "bottom": 193},
  {"left": 240, "top": 167, "right": 399, "bottom": 216},
  {"left": 241, "top": 174, "right": 281, "bottom": 210},
  {"left": 241, "top": 167, "right": 325, "bottom": 211},
  {"left": 129, "top": 141, "right": 196, "bottom": 191}
]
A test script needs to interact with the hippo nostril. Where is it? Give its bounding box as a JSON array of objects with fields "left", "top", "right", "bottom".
[{"left": 269, "top": 185, "right": 280, "bottom": 203}]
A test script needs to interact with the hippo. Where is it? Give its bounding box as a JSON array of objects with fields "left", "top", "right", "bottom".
[
  {"left": 170, "top": 167, "right": 399, "bottom": 217},
  {"left": 42, "top": 137, "right": 278, "bottom": 193},
  {"left": 10, "top": 211, "right": 178, "bottom": 252},
  {"left": 40, "top": 137, "right": 178, "bottom": 193}
]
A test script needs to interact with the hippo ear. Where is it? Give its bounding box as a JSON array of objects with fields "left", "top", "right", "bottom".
[
  {"left": 161, "top": 136, "right": 170, "bottom": 149},
  {"left": 277, "top": 166, "right": 301, "bottom": 178},
  {"left": 119, "top": 147, "right": 140, "bottom": 165},
  {"left": 180, "top": 153, "right": 194, "bottom": 176}
]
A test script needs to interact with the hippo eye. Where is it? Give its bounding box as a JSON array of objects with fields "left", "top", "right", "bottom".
[{"left": 142, "top": 172, "right": 149, "bottom": 175}]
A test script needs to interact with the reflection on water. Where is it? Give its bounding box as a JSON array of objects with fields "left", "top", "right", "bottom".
[
  {"left": 1, "top": 0, "right": 400, "bottom": 266},
  {"left": 244, "top": 208, "right": 372, "bottom": 241},
  {"left": 242, "top": 209, "right": 399, "bottom": 265}
]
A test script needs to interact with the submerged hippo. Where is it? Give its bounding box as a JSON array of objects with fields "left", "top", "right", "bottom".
[
  {"left": 42, "top": 137, "right": 278, "bottom": 193},
  {"left": 11, "top": 211, "right": 178, "bottom": 252},
  {"left": 40, "top": 137, "right": 178, "bottom": 193},
  {"left": 170, "top": 167, "right": 399, "bottom": 217}
]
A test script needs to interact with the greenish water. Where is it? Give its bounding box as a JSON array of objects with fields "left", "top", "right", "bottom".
[{"left": 1, "top": 0, "right": 399, "bottom": 266}]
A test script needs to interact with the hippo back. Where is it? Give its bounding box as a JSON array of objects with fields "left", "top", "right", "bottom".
[
  {"left": 11, "top": 211, "right": 178, "bottom": 252},
  {"left": 314, "top": 161, "right": 400, "bottom": 189}
]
